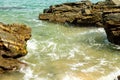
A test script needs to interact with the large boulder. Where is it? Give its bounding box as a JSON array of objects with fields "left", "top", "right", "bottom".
[
  {"left": 0, "top": 22, "right": 31, "bottom": 73},
  {"left": 103, "top": 11, "right": 120, "bottom": 45}
]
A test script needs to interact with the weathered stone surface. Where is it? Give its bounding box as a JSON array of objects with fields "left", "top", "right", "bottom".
[
  {"left": 0, "top": 22, "right": 31, "bottom": 73},
  {"left": 103, "top": 11, "right": 120, "bottom": 45},
  {"left": 39, "top": 0, "right": 119, "bottom": 26},
  {"left": 39, "top": 1, "right": 101, "bottom": 26}
]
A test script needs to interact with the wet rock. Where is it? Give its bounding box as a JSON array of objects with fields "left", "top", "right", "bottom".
[
  {"left": 0, "top": 22, "right": 31, "bottom": 73},
  {"left": 103, "top": 11, "right": 120, "bottom": 45}
]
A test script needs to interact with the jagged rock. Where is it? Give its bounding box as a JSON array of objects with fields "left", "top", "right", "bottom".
[
  {"left": 0, "top": 22, "right": 31, "bottom": 73},
  {"left": 39, "top": 0, "right": 118, "bottom": 26},
  {"left": 39, "top": 1, "right": 101, "bottom": 26},
  {"left": 103, "top": 11, "right": 120, "bottom": 45}
]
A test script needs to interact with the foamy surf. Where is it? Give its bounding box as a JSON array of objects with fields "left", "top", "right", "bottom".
[
  {"left": 27, "top": 39, "right": 38, "bottom": 50},
  {"left": 98, "top": 69, "right": 120, "bottom": 80}
]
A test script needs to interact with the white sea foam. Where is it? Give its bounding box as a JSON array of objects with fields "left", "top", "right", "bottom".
[
  {"left": 97, "top": 58, "right": 108, "bottom": 66},
  {"left": 25, "top": 39, "right": 39, "bottom": 58},
  {"left": 68, "top": 47, "right": 79, "bottom": 59},
  {"left": 78, "top": 28, "right": 105, "bottom": 35},
  {"left": 116, "top": 47, "right": 120, "bottom": 49},
  {"left": 40, "top": 40, "right": 57, "bottom": 53},
  {"left": 70, "top": 62, "right": 86, "bottom": 71},
  {"left": 98, "top": 68, "right": 120, "bottom": 80},
  {"left": 84, "top": 56, "right": 91, "bottom": 60},
  {"left": 112, "top": 45, "right": 120, "bottom": 50},
  {"left": 20, "top": 67, "right": 35, "bottom": 80},
  {"left": 81, "top": 58, "right": 109, "bottom": 73},
  {"left": 81, "top": 65, "right": 100, "bottom": 73},
  {"left": 47, "top": 53, "right": 59, "bottom": 60},
  {"left": 32, "top": 19, "right": 40, "bottom": 23},
  {"left": 27, "top": 39, "right": 38, "bottom": 50},
  {"left": 98, "top": 28, "right": 105, "bottom": 32},
  {"left": 47, "top": 41, "right": 57, "bottom": 52},
  {"left": 20, "top": 66, "right": 46, "bottom": 80},
  {"left": 62, "top": 72, "right": 82, "bottom": 80}
]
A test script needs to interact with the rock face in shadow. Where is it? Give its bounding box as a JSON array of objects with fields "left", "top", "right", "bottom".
[
  {"left": 0, "top": 22, "right": 31, "bottom": 73},
  {"left": 39, "top": 0, "right": 120, "bottom": 45},
  {"left": 103, "top": 11, "right": 120, "bottom": 45}
]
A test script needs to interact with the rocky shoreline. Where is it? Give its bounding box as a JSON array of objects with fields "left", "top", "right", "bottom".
[
  {"left": 0, "top": 0, "right": 119, "bottom": 77},
  {"left": 39, "top": 0, "right": 120, "bottom": 45},
  {"left": 0, "top": 22, "right": 31, "bottom": 73}
]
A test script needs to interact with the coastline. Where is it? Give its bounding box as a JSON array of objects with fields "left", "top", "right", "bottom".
[{"left": 0, "top": 0, "right": 120, "bottom": 80}]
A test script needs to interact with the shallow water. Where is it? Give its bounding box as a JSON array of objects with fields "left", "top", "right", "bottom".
[{"left": 0, "top": 0, "right": 120, "bottom": 80}]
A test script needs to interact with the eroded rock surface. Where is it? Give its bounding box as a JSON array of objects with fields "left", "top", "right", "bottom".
[
  {"left": 0, "top": 22, "right": 31, "bottom": 73},
  {"left": 39, "top": 0, "right": 119, "bottom": 26}
]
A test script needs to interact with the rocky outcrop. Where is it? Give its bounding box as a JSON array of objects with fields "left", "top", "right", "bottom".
[
  {"left": 103, "top": 11, "right": 120, "bottom": 45},
  {"left": 39, "top": 1, "right": 102, "bottom": 26},
  {"left": 39, "top": 0, "right": 120, "bottom": 45},
  {"left": 39, "top": 0, "right": 119, "bottom": 26},
  {"left": 0, "top": 22, "right": 31, "bottom": 73}
]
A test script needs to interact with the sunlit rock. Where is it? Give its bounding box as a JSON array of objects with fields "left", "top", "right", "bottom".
[
  {"left": 39, "top": 0, "right": 119, "bottom": 26},
  {"left": 0, "top": 22, "right": 31, "bottom": 73}
]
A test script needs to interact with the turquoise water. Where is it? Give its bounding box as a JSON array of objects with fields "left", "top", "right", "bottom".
[{"left": 0, "top": 0, "right": 120, "bottom": 80}]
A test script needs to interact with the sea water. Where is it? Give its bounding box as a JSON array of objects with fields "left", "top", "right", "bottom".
[{"left": 0, "top": 0, "right": 120, "bottom": 80}]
